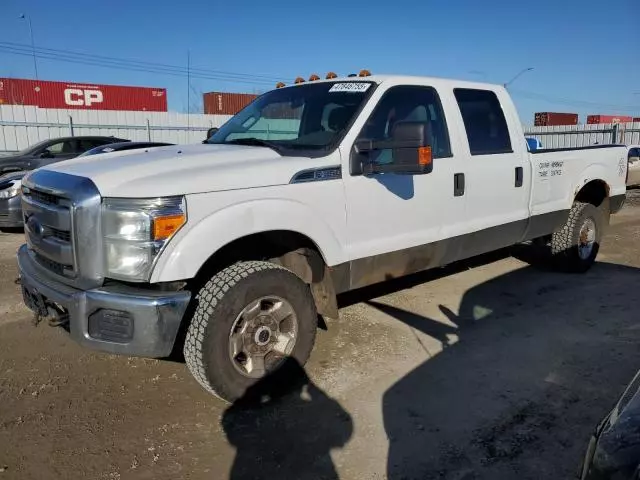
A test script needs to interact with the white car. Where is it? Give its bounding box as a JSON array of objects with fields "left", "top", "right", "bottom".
[
  {"left": 18, "top": 73, "right": 628, "bottom": 402},
  {"left": 627, "top": 145, "right": 640, "bottom": 187}
]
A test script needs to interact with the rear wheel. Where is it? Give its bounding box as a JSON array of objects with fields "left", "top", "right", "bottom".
[
  {"left": 183, "top": 261, "right": 317, "bottom": 403},
  {"left": 551, "top": 201, "right": 606, "bottom": 273}
]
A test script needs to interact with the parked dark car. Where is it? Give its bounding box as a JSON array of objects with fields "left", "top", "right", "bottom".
[
  {"left": 0, "top": 140, "right": 171, "bottom": 230},
  {"left": 0, "top": 136, "right": 129, "bottom": 174},
  {"left": 0, "top": 170, "right": 27, "bottom": 229},
  {"left": 78, "top": 141, "right": 174, "bottom": 157},
  {"left": 580, "top": 369, "right": 640, "bottom": 479}
]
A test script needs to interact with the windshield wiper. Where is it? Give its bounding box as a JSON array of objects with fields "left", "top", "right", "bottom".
[{"left": 220, "top": 138, "right": 281, "bottom": 152}]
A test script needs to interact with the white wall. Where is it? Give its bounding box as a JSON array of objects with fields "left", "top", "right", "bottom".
[
  {"left": 524, "top": 122, "right": 640, "bottom": 149},
  {"left": 0, "top": 104, "right": 232, "bottom": 152},
  {"left": 2, "top": 104, "right": 639, "bottom": 152}
]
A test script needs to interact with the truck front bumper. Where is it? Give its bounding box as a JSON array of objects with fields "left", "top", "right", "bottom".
[{"left": 18, "top": 244, "right": 191, "bottom": 358}]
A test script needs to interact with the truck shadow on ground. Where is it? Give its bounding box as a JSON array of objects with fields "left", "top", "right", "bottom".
[
  {"left": 221, "top": 357, "right": 353, "bottom": 480},
  {"left": 357, "top": 260, "right": 640, "bottom": 480}
]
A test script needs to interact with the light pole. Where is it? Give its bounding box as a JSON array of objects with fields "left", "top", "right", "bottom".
[
  {"left": 504, "top": 67, "right": 534, "bottom": 89},
  {"left": 19, "top": 14, "right": 38, "bottom": 80}
]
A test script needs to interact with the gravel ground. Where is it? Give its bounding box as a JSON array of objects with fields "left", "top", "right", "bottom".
[{"left": 1, "top": 192, "right": 639, "bottom": 480}]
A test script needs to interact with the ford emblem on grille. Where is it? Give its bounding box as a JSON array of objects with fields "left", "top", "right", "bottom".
[{"left": 26, "top": 215, "right": 45, "bottom": 240}]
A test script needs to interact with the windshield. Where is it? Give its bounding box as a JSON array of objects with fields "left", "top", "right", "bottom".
[{"left": 207, "top": 81, "right": 375, "bottom": 153}]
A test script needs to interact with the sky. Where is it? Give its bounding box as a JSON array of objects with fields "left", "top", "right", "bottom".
[{"left": 1, "top": 0, "right": 639, "bottom": 124}]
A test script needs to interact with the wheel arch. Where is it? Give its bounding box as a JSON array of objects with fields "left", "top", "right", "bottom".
[{"left": 574, "top": 178, "right": 610, "bottom": 208}]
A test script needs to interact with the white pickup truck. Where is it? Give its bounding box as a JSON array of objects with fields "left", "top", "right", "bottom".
[{"left": 18, "top": 73, "right": 628, "bottom": 402}]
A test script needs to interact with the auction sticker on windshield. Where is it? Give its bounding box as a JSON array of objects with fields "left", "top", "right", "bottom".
[{"left": 329, "top": 83, "right": 371, "bottom": 93}]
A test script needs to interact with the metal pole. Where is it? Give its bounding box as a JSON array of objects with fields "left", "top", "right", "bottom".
[
  {"left": 187, "top": 50, "right": 191, "bottom": 134},
  {"left": 68, "top": 115, "right": 74, "bottom": 136},
  {"left": 146, "top": 119, "right": 151, "bottom": 141},
  {"left": 20, "top": 14, "right": 39, "bottom": 80}
]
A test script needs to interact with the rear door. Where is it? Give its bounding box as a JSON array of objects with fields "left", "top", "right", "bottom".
[{"left": 452, "top": 88, "right": 531, "bottom": 255}]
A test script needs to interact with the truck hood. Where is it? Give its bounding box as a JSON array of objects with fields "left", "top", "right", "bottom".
[{"left": 41, "top": 144, "right": 320, "bottom": 197}]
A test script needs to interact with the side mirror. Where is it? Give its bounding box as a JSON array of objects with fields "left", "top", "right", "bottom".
[
  {"left": 39, "top": 150, "right": 54, "bottom": 159},
  {"left": 355, "top": 121, "right": 433, "bottom": 175}
]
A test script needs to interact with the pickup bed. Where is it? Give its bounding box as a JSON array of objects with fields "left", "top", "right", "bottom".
[{"left": 17, "top": 74, "right": 628, "bottom": 403}]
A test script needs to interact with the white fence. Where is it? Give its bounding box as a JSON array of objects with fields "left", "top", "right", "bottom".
[
  {"left": 0, "top": 105, "right": 232, "bottom": 152},
  {"left": 2, "top": 104, "right": 640, "bottom": 153},
  {"left": 524, "top": 122, "right": 640, "bottom": 149}
]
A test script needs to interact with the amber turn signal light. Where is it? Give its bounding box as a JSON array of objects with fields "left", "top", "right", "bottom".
[
  {"left": 418, "top": 146, "right": 432, "bottom": 166},
  {"left": 153, "top": 214, "right": 186, "bottom": 241}
]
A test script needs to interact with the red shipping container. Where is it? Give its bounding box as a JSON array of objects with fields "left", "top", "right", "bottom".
[
  {"left": 587, "top": 114, "right": 633, "bottom": 124},
  {"left": 534, "top": 112, "right": 579, "bottom": 126},
  {"left": 633, "top": 117, "right": 640, "bottom": 123},
  {"left": 203, "top": 92, "right": 258, "bottom": 115},
  {"left": 0, "top": 77, "right": 167, "bottom": 111}
]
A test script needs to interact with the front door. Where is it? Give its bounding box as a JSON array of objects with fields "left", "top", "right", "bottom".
[
  {"left": 342, "top": 85, "right": 467, "bottom": 290},
  {"left": 31, "top": 139, "right": 78, "bottom": 168}
]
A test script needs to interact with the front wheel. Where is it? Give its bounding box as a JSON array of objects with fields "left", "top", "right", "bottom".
[
  {"left": 551, "top": 201, "right": 606, "bottom": 273},
  {"left": 183, "top": 261, "right": 318, "bottom": 403}
]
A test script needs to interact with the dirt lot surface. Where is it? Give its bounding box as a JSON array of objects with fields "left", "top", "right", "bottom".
[{"left": 1, "top": 193, "right": 640, "bottom": 480}]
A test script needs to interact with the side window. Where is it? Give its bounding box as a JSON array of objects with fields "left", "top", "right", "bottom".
[
  {"left": 77, "top": 139, "right": 106, "bottom": 152},
  {"left": 46, "top": 141, "right": 66, "bottom": 154},
  {"left": 454, "top": 88, "right": 513, "bottom": 155},
  {"left": 358, "top": 86, "right": 451, "bottom": 165}
]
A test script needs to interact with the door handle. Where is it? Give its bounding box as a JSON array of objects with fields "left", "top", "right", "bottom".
[
  {"left": 515, "top": 167, "right": 523, "bottom": 187},
  {"left": 454, "top": 173, "right": 465, "bottom": 197}
]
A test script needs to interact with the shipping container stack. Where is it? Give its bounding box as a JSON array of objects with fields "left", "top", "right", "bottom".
[
  {"left": 534, "top": 112, "right": 579, "bottom": 126},
  {"left": 0, "top": 77, "right": 167, "bottom": 112},
  {"left": 203, "top": 92, "right": 259, "bottom": 115},
  {"left": 587, "top": 115, "right": 634, "bottom": 124}
]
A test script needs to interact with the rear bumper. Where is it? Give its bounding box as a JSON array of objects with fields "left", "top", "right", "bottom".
[
  {"left": 0, "top": 195, "right": 23, "bottom": 228},
  {"left": 18, "top": 244, "right": 191, "bottom": 358}
]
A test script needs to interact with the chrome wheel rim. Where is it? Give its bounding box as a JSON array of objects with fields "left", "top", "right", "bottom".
[
  {"left": 578, "top": 217, "right": 596, "bottom": 260},
  {"left": 228, "top": 296, "right": 298, "bottom": 379}
]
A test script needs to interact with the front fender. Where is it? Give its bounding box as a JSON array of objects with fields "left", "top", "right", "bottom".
[{"left": 150, "top": 198, "right": 347, "bottom": 283}]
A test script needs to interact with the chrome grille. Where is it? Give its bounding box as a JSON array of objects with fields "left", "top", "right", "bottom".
[
  {"left": 22, "top": 170, "right": 104, "bottom": 290},
  {"left": 50, "top": 226, "right": 71, "bottom": 242},
  {"left": 34, "top": 252, "right": 70, "bottom": 276},
  {"left": 22, "top": 188, "right": 74, "bottom": 277},
  {"left": 23, "top": 189, "right": 61, "bottom": 206}
]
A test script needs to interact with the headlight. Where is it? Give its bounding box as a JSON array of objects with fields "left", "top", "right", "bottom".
[
  {"left": 102, "top": 196, "right": 186, "bottom": 281},
  {"left": 0, "top": 180, "right": 21, "bottom": 199}
]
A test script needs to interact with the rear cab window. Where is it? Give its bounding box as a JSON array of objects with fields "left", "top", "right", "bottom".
[{"left": 454, "top": 89, "right": 513, "bottom": 155}]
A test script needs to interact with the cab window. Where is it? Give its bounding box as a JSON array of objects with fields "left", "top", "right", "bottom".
[
  {"left": 357, "top": 85, "right": 451, "bottom": 166},
  {"left": 454, "top": 88, "right": 513, "bottom": 155}
]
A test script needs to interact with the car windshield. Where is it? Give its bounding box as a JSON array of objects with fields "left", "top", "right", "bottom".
[{"left": 207, "top": 81, "right": 375, "bottom": 153}]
